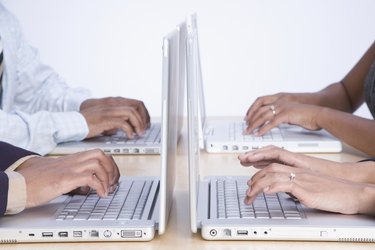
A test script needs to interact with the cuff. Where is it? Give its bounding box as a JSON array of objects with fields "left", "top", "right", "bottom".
[
  {"left": 5, "top": 171, "right": 26, "bottom": 215},
  {"left": 51, "top": 111, "right": 89, "bottom": 143},
  {"left": 4, "top": 155, "right": 37, "bottom": 215}
]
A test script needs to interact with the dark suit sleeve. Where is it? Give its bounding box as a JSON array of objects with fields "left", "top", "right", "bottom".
[{"left": 0, "top": 141, "right": 38, "bottom": 216}]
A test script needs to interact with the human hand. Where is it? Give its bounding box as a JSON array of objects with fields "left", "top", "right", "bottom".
[
  {"left": 238, "top": 145, "right": 337, "bottom": 173},
  {"left": 80, "top": 97, "right": 151, "bottom": 138},
  {"left": 245, "top": 102, "right": 324, "bottom": 136},
  {"left": 16, "top": 149, "right": 120, "bottom": 209},
  {"left": 238, "top": 145, "right": 374, "bottom": 183},
  {"left": 244, "top": 92, "right": 321, "bottom": 135},
  {"left": 244, "top": 163, "right": 371, "bottom": 215}
]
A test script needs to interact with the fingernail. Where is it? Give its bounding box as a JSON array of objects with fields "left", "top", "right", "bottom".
[{"left": 244, "top": 197, "right": 251, "bottom": 205}]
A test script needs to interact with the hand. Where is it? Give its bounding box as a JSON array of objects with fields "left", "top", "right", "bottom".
[
  {"left": 80, "top": 97, "right": 151, "bottom": 138},
  {"left": 244, "top": 163, "right": 371, "bottom": 215},
  {"left": 81, "top": 97, "right": 150, "bottom": 127},
  {"left": 238, "top": 145, "right": 374, "bottom": 183},
  {"left": 245, "top": 92, "right": 302, "bottom": 121},
  {"left": 244, "top": 92, "right": 321, "bottom": 135},
  {"left": 245, "top": 102, "right": 324, "bottom": 136},
  {"left": 16, "top": 149, "right": 120, "bottom": 209},
  {"left": 239, "top": 145, "right": 338, "bottom": 171}
]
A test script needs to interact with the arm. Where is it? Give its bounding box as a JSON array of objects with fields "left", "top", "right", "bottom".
[
  {"left": 0, "top": 4, "right": 91, "bottom": 113},
  {"left": 316, "top": 107, "right": 375, "bottom": 157},
  {"left": 0, "top": 110, "right": 88, "bottom": 155},
  {"left": 0, "top": 141, "right": 37, "bottom": 217},
  {"left": 0, "top": 142, "right": 120, "bottom": 216},
  {"left": 245, "top": 41, "right": 375, "bottom": 133}
]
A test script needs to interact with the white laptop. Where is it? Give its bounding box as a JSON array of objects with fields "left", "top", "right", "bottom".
[
  {"left": 50, "top": 21, "right": 187, "bottom": 156},
  {"left": 186, "top": 14, "right": 342, "bottom": 154},
  {"left": 0, "top": 28, "right": 181, "bottom": 243},
  {"left": 186, "top": 39, "right": 375, "bottom": 241}
]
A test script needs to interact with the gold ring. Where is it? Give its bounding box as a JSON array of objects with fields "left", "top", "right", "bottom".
[
  {"left": 289, "top": 173, "right": 296, "bottom": 182},
  {"left": 270, "top": 105, "right": 276, "bottom": 116}
]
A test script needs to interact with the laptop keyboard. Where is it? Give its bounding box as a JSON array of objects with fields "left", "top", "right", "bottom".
[
  {"left": 229, "top": 122, "right": 284, "bottom": 142},
  {"left": 107, "top": 124, "right": 161, "bottom": 145},
  {"left": 215, "top": 179, "right": 302, "bottom": 219},
  {"left": 56, "top": 180, "right": 153, "bottom": 221}
]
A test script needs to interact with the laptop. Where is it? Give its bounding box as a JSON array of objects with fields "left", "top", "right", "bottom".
[
  {"left": 186, "top": 28, "right": 375, "bottom": 242},
  {"left": 0, "top": 28, "right": 181, "bottom": 243},
  {"left": 185, "top": 14, "right": 342, "bottom": 154},
  {"left": 50, "top": 22, "right": 186, "bottom": 156}
]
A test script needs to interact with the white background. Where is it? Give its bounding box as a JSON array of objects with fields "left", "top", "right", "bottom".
[{"left": 2, "top": 0, "right": 375, "bottom": 118}]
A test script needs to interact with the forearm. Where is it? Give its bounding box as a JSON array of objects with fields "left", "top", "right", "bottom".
[
  {"left": 0, "top": 111, "right": 88, "bottom": 155},
  {"left": 317, "top": 107, "right": 375, "bottom": 156},
  {"left": 313, "top": 82, "right": 353, "bottom": 112}
]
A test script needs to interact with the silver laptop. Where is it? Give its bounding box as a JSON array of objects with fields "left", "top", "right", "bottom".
[
  {"left": 186, "top": 14, "right": 342, "bottom": 154},
  {"left": 50, "top": 21, "right": 187, "bottom": 156},
  {"left": 0, "top": 28, "right": 181, "bottom": 243},
  {"left": 186, "top": 28, "right": 375, "bottom": 242}
]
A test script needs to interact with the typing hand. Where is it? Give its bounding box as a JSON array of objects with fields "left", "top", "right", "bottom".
[
  {"left": 244, "top": 102, "right": 323, "bottom": 136},
  {"left": 244, "top": 163, "right": 369, "bottom": 215},
  {"left": 17, "top": 149, "right": 120, "bottom": 209},
  {"left": 81, "top": 97, "right": 150, "bottom": 127},
  {"left": 81, "top": 104, "right": 147, "bottom": 139}
]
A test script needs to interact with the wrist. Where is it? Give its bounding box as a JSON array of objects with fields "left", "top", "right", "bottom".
[
  {"left": 80, "top": 98, "right": 97, "bottom": 111},
  {"left": 359, "top": 185, "right": 375, "bottom": 215}
]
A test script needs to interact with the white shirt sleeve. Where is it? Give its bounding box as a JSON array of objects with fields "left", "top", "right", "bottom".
[
  {"left": 0, "top": 110, "right": 88, "bottom": 155},
  {"left": 0, "top": 3, "right": 91, "bottom": 155}
]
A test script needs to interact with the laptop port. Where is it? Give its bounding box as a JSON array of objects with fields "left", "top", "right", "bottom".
[
  {"left": 42, "top": 232, "right": 53, "bottom": 237},
  {"left": 237, "top": 230, "right": 248, "bottom": 236},
  {"left": 58, "top": 232, "right": 68, "bottom": 237},
  {"left": 90, "top": 230, "right": 99, "bottom": 237},
  {"left": 73, "top": 231, "right": 82, "bottom": 238},
  {"left": 121, "top": 230, "right": 142, "bottom": 238},
  {"left": 209, "top": 229, "right": 217, "bottom": 237}
]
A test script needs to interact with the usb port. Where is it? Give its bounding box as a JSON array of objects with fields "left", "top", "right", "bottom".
[
  {"left": 42, "top": 232, "right": 53, "bottom": 237},
  {"left": 237, "top": 230, "right": 248, "bottom": 236},
  {"left": 73, "top": 231, "right": 82, "bottom": 238},
  {"left": 58, "top": 232, "right": 68, "bottom": 237}
]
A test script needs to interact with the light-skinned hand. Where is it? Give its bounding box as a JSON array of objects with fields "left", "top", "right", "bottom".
[{"left": 16, "top": 149, "right": 120, "bottom": 209}]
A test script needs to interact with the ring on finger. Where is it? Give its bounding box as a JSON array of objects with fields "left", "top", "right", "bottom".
[
  {"left": 269, "top": 105, "right": 276, "bottom": 116},
  {"left": 289, "top": 172, "right": 296, "bottom": 182}
]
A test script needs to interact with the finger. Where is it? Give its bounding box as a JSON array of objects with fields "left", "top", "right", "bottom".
[
  {"left": 255, "top": 114, "right": 286, "bottom": 136},
  {"left": 121, "top": 121, "right": 137, "bottom": 139},
  {"left": 117, "top": 108, "right": 146, "bottom": 135},
  {"left": 245, "top": 105, "right": 275, "bottom": 134},
  {"left": 245, "top": 170, "right": 301, "bottom": 205},
  {"left": 239, "top": 146, "right": 302, "bottom": 168},
  {"left": 84, "top": 172, "right": 108, "bottom": 197},
  {"left": 107, "top": 155, "right": 120, "bottom": 187},
  {"left": 136, "top": 101, "right": 151, "bottom": 128},
  {"left": 245, "top": 95, "right": 275, "bottom": 121},
  {"left": 105, "top": 107, "right": 145, "bottom": 135},
  {"left": 122, "top": 98, "right": 151, "bottom": 129},
  {"left": 81, "top": 149, "right": 119, "bottom": 188},
  {"left": 265, "top": 180, "right": 308, "bottom": 204},
  {"left": 250, "top": 164, "right": 298, "bottom": 186},
  {"left": 79, "top": 159, "right": 110, "bottom": 196}
]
